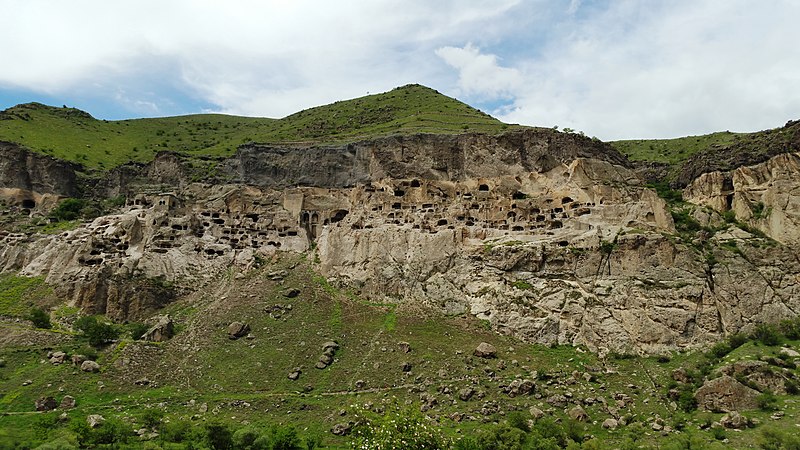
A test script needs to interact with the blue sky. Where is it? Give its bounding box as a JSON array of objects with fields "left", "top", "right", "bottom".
[{"left": 1, "top": 0, "right": 799, "bottom": 140}]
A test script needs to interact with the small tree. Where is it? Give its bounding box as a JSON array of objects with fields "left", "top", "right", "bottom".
[
  {"left": 75, "top": 316, "right": 119, "bottom": 347},
  {"left": 50, "top": 198, "right": 85, "bottom": 221},
  {"left": 28, "top": 307, "right": 52, "bottom": 329}
]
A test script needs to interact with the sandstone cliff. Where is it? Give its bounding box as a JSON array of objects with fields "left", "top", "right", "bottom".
[{"left": 2, "top": 129, "right": 799, "bottom": 354}]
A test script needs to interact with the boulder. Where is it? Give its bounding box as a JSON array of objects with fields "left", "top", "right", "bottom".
[
  {"left": 322, "top": 341, "right": 340, "bottom": 352},
  {"left": 81, "top": 360, "right": 100, "bottom": 373},
  {"left": 227, "top": 322, "right": 250, "bottom": 340},
  {"left": 506, "top": 379, "right": 535, "bottom": 397},
  {"left": 59, "top": 395, "right": 76, "bottom": 409},
  {"left": 695, "top": 375, "right": 760, "bottom": 412},
  {"left": 602, "top": 418, "right": 619, "bottom": 429},
  {"left": 49, "top": 351, "right": 66, "bottom": 365},
  {"left": 319, "top": 354, "right": 333, "bottom": 365},
  {"left": 672, "top": 368, "right": 691, "bottom": 384},
  {"left": 71, "top": 354, "right": 87, "bottom": 366},
  {"left": 780, "top": 347, "right": 800, "bottom": 358},
  {"left": 473, "top": 342, "right": 497, "bottom": 358},
  {"left": 87, "top": 414, "right": 105, "bottom": 428},
  {"left": 458, "top": 387, "right": 475, "bottom": 402},
  {"left": 568, "top": 406, "right": 589, "bottom": 422},
  {"left": 530, "top": 407, "right": 545, "bottom": 420},
  {"left": 35, "top": 396, "right": 57, "bottom": 411},
  {"left": 331, "top": 423, "right": 352, "bottom": 436},
  {"left": 401, "top": 362, "right": 412, "bottom": 372},
  {"left": 315, "top": 361, "right": 328, "bottom": 370},
  {"left": 546, "top": 394, "right": 568, "bottom": 408},
  {"left": 142, "top": 315, "right": 174, "bottom": 342},
  {"left": 283, "top": 288, "right": 300, "bottom": 298},
  {"left": 288, "top": 368, "right": 301, "bottom": 381},
  {"left": 720, "top": 411, "right": 750, "bottom": 429},
  {"left": 398, "top": 341, "right": 412, "bottom": 353}
]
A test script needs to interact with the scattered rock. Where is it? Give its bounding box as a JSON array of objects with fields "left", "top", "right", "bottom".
[
  {"left": 458, "top": 387, "right": 475, "bottom": 402},
  {"left": 530, "top": 407, "right": 545, "bottom": 420},
  {"left": 22, "top": 379, "right": 32, "bottom": 386},
  {"left": 288, "top": 368, "right": 302, "bottom": 381},
  {"left": 134, "top": 378, "right": 151, "bottom": 386},
  {"left": 331, "top": 423, "right": 352, "bottom": 436},
  {"left": 720, "top": 411, "right": 750, "bottom": 429},
  {"left": 319, "top": 354, "right": 333, "bottom": 365},
  {"left": 473, "top": 342, "right": 497, "bottom": 358},
  {"left": 546, "top": 394, "right": 568, "bottom": 408},
  {"left": 142, "top": 315, "right": 174, "bottom": 342},
  {"left": 71, "top": 354, "right": 87, "bottom": 366},
  {"left": 49, "top": 351, "right": 66, "bottom": 365},
  {"left": 227, "top": 322, "right": 250, "bottom": 340},
  {"left": 268, "top": 270, "right": 288, "bottom": 281},
  {"left": 315, "top": 361, "right": 328, "bottom": 370},
  {"left": 87, "top": 414, "right": 105, "bottom": 428},
  {"left": 402, "top": 362, "right": 412, "bottom": 372},
  {"left": 81, "top": 360, "right": 100, "bottom": 373},
  {"left": 355, "top": 380, "right": 366, "bottom": 389},
  {"left": 568, "top": 406, "right": 589, "bottom": 422},
  {"left": 602, "top": 418, "right": 618, "bottom": 430},
  {"left": 283, "top": 288, "right": 300, "bottom": 298},
  {"left": 695, "top": 375, "right": 761, "bottom": 412},
  {"left": 780, "top": 347, "right": 800, "bottom": 358},
  {"left": 671, "top": 368, "right": 691, "bottom": 383},
  {"left": 35, "top": 396, "right": 57, "bottom": 411},
  {"left": 399, "top": 341, "right": 411, "bottom": 353},
  {"left": 59, "top": 395, "right": 76, "bottom": 409},
  {"left": 505, "top": 379, "right": 535, "bottom": 397},
  {"left": 322, "top": 341, "right": 340, "bottom": 352}
]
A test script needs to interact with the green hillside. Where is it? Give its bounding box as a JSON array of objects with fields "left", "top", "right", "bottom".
[
  {"left": 611, "top": 131, "right": 745, "bottom": 165},
  {"left": 0, "top": 84, "right": 514, "bottom": 169}
]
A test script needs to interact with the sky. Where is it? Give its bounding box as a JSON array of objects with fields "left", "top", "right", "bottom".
[{"left": 1, "top": 0, "right": 799, "bottom": 140}]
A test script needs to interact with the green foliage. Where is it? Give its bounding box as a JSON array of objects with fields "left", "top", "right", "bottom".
[
  {"left": 128, "top": 321, "right": 150, "bottom": 340},
  {"left": 727, "top": 333, "right": 749, "bottom": 349},
  {"left": 50, "top": 198, "right": 85, "bottom": 221},
  {"left": 757, "top": 391, "right": 779, "bottom": 411},
  {"left": 141, "top": 408, "right": 164, "bottom": 429},
  {"left": 752, "top": 324, "right": 782, "bottom": 346},
  {"left": 511, "top": 280, "right": 533, "bottom": 290},
  {"left": 0, "top": 274, "right": 49, "bottom": 316},
  {"left": 599, "top": 240, "right": 617, "bottom": 256},
  {"left": 71, "top": 417, "right": 130, "bottom": 447},
  {"left": 647, "top": 182, "right": 683, "bottom": 204},
  {"left": 74, "top": 315, "right": 120, "bottom": 347},
  {"left": 159, "top": 420, "right": 191, "bottom": 443},
  {"left": 760, "top": 426, "right": 800, "bottom": 449},
  {"left": 27, "top": 307, "right": 51, "bottom": 329},
  {"left": 206, "top": 422, "right": 234, "bottom": 450},
  {"left": 671, "top": 209, "right": 703, "bottom": 234},
  {"left": 349, "top": 405, "right": 451, "bottom": 450},
  {"left": 0, "top": 86, "right": 514, "bottom": 170},
  {"left": 779, "top": 318, "right": 800, "bottom": 340},
  {"left": 722, "top": 209, "right": 737, "bottom": 224},
  {"left": 709, "top": 341, "right": 732, "bottom": 359}
]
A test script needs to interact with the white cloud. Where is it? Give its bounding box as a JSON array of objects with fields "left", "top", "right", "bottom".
[
  {"left": 0, "top": 0, "right": 798, "bottom": 139},
  {"left": 435, "top": 44, "right": 523, "bottom": 99}
]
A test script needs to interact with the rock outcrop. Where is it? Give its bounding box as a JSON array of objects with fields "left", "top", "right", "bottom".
[{"left": 2, "top": 129, "right": 800, "bottom": 353}]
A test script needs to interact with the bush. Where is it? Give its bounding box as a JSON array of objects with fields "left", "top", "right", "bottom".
[
  {"left": 28, "top": 307, "right": 51, "bottom": 329},
  {"left": 128, "top": 322, "right": 149, "bottom": 340},
  {"left": 757, "top": 391, "right": 779, "bottom": 411},
  {"left": 160, "top": 420, "right": 190, "bottom": 443},
  {"left": 709, "top": 341, "right": 732, "bottom": 359},
  {"left": 349, "top": 405, "right": 451, "bottom": 450},
  {"left": 50, "top": 198, "right": 85, "bottom": 222},
  {"left": 727, "top": 333, "right": 749, "bottom": 349},
  {"left": 779, "top": 318, "right": 800, "bottom": 340},
  {"left": 206, "top": 422, "right": 233, "bottom": 450},
  {"left": 760, "top": 426, "right": 800, "bottom": 450},
  {"left": 753, "top": 324, "right": 783, "bottom": 346},
  {"left": 141, "top": 408, "right": 164, "bottom": 429},
  {"left": 75, "top": 316, "right": 120, "bottom": 347}
]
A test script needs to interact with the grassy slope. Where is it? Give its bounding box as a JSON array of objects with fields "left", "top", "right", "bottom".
[
  {"left": 611, "top": 131, "right": 745, "bottom": 165},
  {"left": 0, "top": 255, "right": 796, "bottom": 448},
  {"left": 0, "top": 85, "right": 514, "bottom": 170}
]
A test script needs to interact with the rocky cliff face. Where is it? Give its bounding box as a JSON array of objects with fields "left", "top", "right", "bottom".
[
  {"left": 0, "top": 141, "right": 80, "bottom": 208},
  {"left": 2, "top": 129, "right": 799, "bottom": 353}
]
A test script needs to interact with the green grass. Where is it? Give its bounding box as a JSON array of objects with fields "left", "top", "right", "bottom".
[
  {"left": 0, "top": 274, "right": 51, "bottom": 316},
  {"left": 611, "top": 131, "right": 745, "bottom": 165},
  {"left": 0, "top": 84, "right": 515, "bottom": 170}
]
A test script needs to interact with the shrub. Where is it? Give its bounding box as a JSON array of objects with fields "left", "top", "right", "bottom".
[
  {"left": 709, "top": 341, "right": 732, "bottom": 359},
  {"left": 50, "top": 198, "right": 85, "bottom": 221},
  {"left": 727, "top": 333, "right": 749, "bottom": 349},
  {"left": 349, "top": 405, "right": 450, "bottom": 450},
  {"left": 206, "top": 422, "right": 233, "bottom": 450},
  {"left": 757, "top": 391, "right": 779, "bottom": 411},
  {"left": 779, "top": 318, "right": 800, "bottom": 340},
  {"left": 141, "top": 408, "right": 164, "bottom": 429},
  {"left": 160, "top": 420, "right": 190, "bottom": 443},
  {"left": 787, "top": 379, "right": 799, "bottom": 395},
  {"left": 75, "top": 316, "right": 119, "bottom": 347},
  {"left": 28, "top": 307, "right": 51, "bottom": 329},
  {"left": 760, "top": 426, "right": 800, "bottom": 450},
  {"left": 752, "top": 324, "right": 782, "bottom": 346},
  {"left": 128, "top": 322, "right": 149, "bottom": 340}
]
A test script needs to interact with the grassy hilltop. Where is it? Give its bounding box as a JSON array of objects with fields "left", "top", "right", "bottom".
[{"left": 0, "top": 84, "right": 515, "bottom": 170}]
